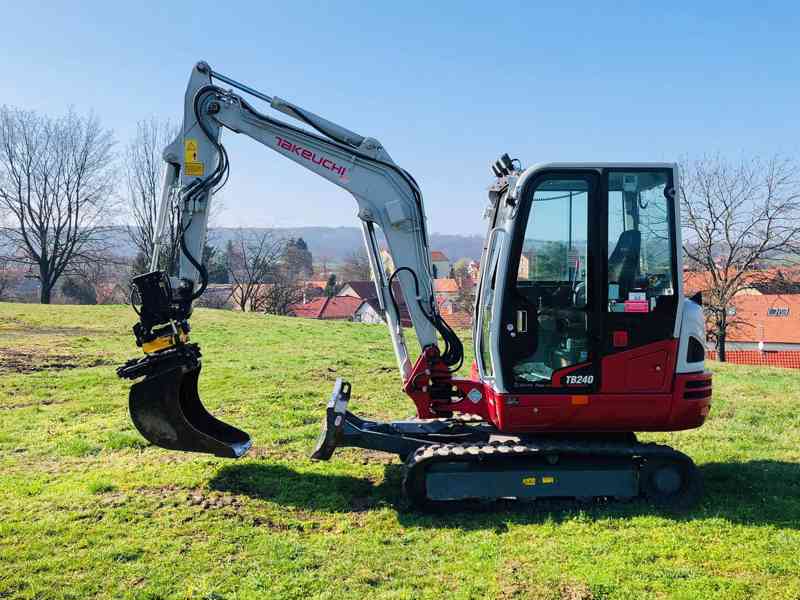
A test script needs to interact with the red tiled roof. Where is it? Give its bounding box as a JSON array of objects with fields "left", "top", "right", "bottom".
[
  {"left": 443, "top": 311, "right": 472, "bottom": 329},
  {"left": 430, "top": 251, "right": 449, "bottom": 261},
  {"left": 287, "top": 295, "right": 365, "bottom": 320},
  {"left": 288, "top": 297, "right": 327, "bottom": 318},
  {"left": 683, "top": 267, "right": 800, "bottom": 296},
  {"left": 433, "top": 278, "right": 459, "bottom": 293},
  {"left": 683, "top": 270, "right": 720, "bottom": 296},
  {"left": 320, "top": 296, "right": 363, "bottom": 319},
  {"left": 727, "top": 294, "right": 800, "bottom": 344}
]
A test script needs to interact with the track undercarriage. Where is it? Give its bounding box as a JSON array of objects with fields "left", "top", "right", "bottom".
[{"left": 313, "top": 379, "right": 702, "bottom": 509}]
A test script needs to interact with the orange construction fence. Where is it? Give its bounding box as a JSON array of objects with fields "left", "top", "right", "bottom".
[{"left": 706, "top": 350, "right": 800, "bottom": 369}]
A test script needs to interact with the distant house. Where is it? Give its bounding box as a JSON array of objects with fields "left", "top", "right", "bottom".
[
  {"left": 339, "top": 280, "right": 379, "bottom": 299},
  {"left": 353, "top": 298, "right": 384, "bottom": 324},
  {"left": 430, "top": 251, "right": 450, "bottom": 279},
  {"left": 287, "top": 295, "right": 364, "bottom": 320},
  {"left": 443, "top": 311, "right": 473, "bottom": 329},
  {"left": 436, "top": 293, "right": 473, "bottom": 329},
  {"left": 287, "top": 297, "right": 327, "bottom": 319},
  {"left": 725, "top": 294, "right": 800, "bottom": 351},
  {"left": 683, "top": 267, "right": 800, "bottom": 298},
  {"left": 432, "top": 278, "right": 459, "bottom": 298},
  {"left": 302, "top": 280, "right": 328, "bottom": 302},
  {"left": 337, "top": 279, "right": 411, "bottom": 326},
  {"left": 436, "top": 295, "right": 456, "bottom": 314}
]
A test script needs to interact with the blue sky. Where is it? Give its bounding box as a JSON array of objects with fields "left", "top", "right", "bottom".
[{"left": 2, "top": 1, "right": 798, "bottom": 234}]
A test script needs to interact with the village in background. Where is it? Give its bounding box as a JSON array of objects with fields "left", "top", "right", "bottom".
[
  {"left": 3, "top": 225, "right": 800, "bottom": 369},
  {"left": 1, "top": 112, "right": 799, "bottom": 369}
]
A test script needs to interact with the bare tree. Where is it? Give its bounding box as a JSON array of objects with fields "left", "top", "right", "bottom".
[
  {"left": 74, "top": 256, "right": 128, "bottom": 304},
  {"left": 226, "top": 230, "right": 285, "bottom": 311},
  {"left": 0, "top": 258, "right": 20, "bottom": 300},
  {"left": 339, "top": 248, "right": 372, "bottom": 282},
  {"left": 680, "top": 155, "right": 800, "bottom": 360},
  {"left": 0, "top": 107, "right": 117, "bottom": 303},
  {"left": 125, "top": 118, "right": 180, "bottom": 273},
  {"left": 261, "top": 269, "right": 305, "bottom": 315}
]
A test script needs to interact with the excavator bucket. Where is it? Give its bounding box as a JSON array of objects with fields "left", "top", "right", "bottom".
[{"left": 120, "top": 345, "right": 251, "bottom": 458}]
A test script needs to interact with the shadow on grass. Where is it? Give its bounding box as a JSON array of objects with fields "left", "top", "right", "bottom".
[{"left": 208, "top": 460, "right": 800, "bottom": 529}]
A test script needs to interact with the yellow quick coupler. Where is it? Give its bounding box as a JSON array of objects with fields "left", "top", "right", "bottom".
[{"left": 142, "top": 332, "right": 189, "bottom": 354}]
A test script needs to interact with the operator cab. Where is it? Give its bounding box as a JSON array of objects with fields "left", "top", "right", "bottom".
[{"left": 476, "top": 164, "right": 681, "bottom": 396}]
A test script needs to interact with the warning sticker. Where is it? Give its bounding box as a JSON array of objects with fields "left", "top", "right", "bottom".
[
  {"left": 185, "top": 162, "right": 204, "bottom": 177},
  {"left": 184, "top": 138, "right": 199, "bottom": 163}
]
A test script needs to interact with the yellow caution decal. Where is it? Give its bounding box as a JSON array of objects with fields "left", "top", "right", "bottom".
[
  {"left": 184, "top": 138, "right": 204, "bottom": 176},
  {"left": 185, "top": 139, "right": 198, "bottom": 162},
  {"left": 521, "top": 476, "right": 556, "bottom": 487}
]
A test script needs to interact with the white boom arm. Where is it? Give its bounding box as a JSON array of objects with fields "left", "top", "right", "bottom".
[{"left": 154, "top": 62, "right": 446, "bottom": 379}]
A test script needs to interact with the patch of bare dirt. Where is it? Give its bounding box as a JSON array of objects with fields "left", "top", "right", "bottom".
[
  {"left": 0, "top": 398, "right": 68, "bottom": 410},
  {"left": 558, "top": 583, "right": 594, "bottom": 600},
  {"left": 130, "top": 485, "right": 245, "bottom": 511},
  {"left": 0, "top": 348, "right": 113, "bottom": 375},
  {"left": 498, "top": 562, "right": 595, "bottom": 600},
  {"left": 358, "top": 449, "right": 396, "bottom": 466},
  {"left": 248, "top": 446, "right": 271, "bottom": 459},
  {"left": 0, "top": 325, "right": 96, "bottom": 336}
]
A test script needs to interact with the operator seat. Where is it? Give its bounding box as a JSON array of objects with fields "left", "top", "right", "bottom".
[{"left": 607, "top": 229, "right": 641, "bottom": 297}]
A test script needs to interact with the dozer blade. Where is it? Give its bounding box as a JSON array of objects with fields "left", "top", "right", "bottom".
[{"left": 122, "top": 345, "right": 251, "bottom": 458}]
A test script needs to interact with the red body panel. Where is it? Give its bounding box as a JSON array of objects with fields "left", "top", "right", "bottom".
[{"left": 405, "top": 341, "right": 712, "bottom": 434}]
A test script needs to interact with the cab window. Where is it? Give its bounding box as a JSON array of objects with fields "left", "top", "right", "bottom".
[{"left": 607, "top": 171, "right": 676, "bottom": 314}]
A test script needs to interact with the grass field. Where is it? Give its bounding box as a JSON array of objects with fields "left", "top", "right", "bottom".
[{"left": 1, "top": 302, "right": 799, "bottom": 600}]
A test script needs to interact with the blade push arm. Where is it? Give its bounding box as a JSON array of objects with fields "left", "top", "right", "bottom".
[{"left": 148, "top": 62, "right": 460, "bottom": 379}]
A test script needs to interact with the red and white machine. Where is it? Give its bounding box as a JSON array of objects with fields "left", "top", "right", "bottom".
[{"left": 118, "top": 62, "right": 712, "bottom": 507}]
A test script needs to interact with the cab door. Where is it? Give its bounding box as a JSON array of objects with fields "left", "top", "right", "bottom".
[
  {"left": 600, "top": 168, "right": 681, "bottom": 393},
  {"left": 498, "top": 172, "right": 600, "bottom": 393}
]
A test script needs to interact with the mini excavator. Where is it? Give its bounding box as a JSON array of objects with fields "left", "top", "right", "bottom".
[{"left": 118, "top": 62, "right": 712, "bottom": 507}]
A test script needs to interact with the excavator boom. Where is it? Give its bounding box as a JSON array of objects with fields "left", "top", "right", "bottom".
[{"left": 119, "top": 62, "right": 712, "bottom": 508}]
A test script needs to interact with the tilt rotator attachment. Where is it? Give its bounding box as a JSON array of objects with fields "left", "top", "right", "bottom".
[{"left": 117, "top": 271, "right": 251, "bottom": 458}]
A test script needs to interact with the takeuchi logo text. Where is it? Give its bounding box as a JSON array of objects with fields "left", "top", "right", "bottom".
[{"left": 275, "top": 137, "right": 348, "bottom": 180}]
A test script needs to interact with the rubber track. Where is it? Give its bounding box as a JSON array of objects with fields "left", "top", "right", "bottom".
[{"left": 402, "top": 437, "right": 695, "bottom": 506}]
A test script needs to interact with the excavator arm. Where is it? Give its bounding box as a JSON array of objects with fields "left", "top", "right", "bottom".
[
  {"left": 117, "top": 62, "right": 463, "bottom": 458},
  {"left": 118, "top": 62, "right": 708, "bottom": 509}
]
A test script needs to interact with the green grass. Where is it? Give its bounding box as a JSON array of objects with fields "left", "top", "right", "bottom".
[{"left": 1, "top": 302, "right": 799, "bottom": 600}]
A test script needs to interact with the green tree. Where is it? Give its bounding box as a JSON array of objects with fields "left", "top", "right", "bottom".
[
  {"left": 324, "top": 273, "right": 338, "bottom": 297},
  {"left": 452, "top": 258, "right": 470, "bottom": 281},
  {"left": 532, "top": 242, "right": 568, "bottom": 280},
  {"left": 284, "top": 237, "right": 313, "bottom": 279}
]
